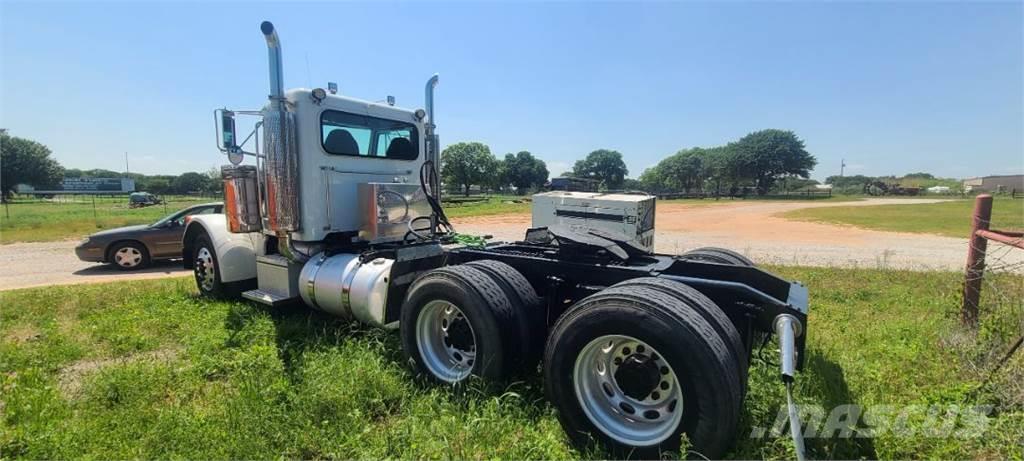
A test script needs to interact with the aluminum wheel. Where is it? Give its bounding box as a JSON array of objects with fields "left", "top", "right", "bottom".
[
  {"left": 194, "top": 247, "right": 216, "bottom": 291},
  {"left": 114, "top": 246, "right": 143, "bottom": 268},
  {"left": 415, "top": 300, "right": 477, "bottom": 383},
  {"left": 573, "top": 335, "right": 684, "bottom": 446}
]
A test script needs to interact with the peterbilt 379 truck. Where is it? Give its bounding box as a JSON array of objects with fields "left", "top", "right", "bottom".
[{"left": 182, "top": 21, "right": 809, "bottom": 459}]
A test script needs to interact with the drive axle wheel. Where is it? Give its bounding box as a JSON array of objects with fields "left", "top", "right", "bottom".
[
  {"left": 401, "top": 266, "right": 517, "bottom": 384},
  {"left": 544, "top": 285, "right": 742, "bottom": 459},
  {"left": 574, "top": 335, "right": 684, "bottom": 446},
  {"left": 416, "top": 300, "right": 478, "bottom": 382},
  {"left": 678, "top": 247, "right": 755, "bottom": 266}
]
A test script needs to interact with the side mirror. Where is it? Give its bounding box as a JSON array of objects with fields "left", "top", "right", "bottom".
[{"left": 215, "top": 109, "right": 237, "bottom": 151}]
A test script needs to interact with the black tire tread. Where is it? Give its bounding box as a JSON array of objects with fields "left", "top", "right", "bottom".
[
  {"left": 465, "top": 260, "right": 545, "bottom": 370},
  {"left": 401, "top": 265, "right": 516, "bottom": 381},
  {"left": 679, "top": 247, "right": 755, "bottom": 266},
  {"left": 544, "top": 285, "right": 742, "bottom": 458},
  {"left": 612, "top": 277, "right": 749, "bottom": 397}
]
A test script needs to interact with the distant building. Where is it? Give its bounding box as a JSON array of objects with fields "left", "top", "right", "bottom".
[
  {"left": 926, "top": 185, "right": 951, "bottom": 194},
  {"left": 15, "top": 177, "right": 136, "bottom": 195},
  {"left": 962, "top": 174, "right": 1024, "bottom": 193}
]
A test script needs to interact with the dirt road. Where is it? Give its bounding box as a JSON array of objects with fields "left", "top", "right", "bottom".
[
  {"left": 1, "top": 198, "right": 1017, "bottom": 291},
  {"left": 453, "top": 198, "right": 1023, "bottom": 272},
  {"left": 0, "top": 240, "right": 190, "bottom": 291}
]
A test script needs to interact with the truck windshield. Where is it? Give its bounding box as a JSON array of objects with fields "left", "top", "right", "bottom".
[{"left": 320, "top": 110, "right": 418, "bottom": 160}]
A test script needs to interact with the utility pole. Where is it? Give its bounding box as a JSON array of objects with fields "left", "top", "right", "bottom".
[
  {"left": 124, "top": 152, "right": 130, "bottom": 176},
  {"left": 840, "top": 158, "right": 846, "bottom": 177}
]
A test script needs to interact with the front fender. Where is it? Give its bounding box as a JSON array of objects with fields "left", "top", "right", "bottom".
[{"left": 182, "top": 215, "right": 260, "bottom": 283}]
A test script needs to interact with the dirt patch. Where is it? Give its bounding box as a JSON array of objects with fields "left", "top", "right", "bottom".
[
  {"left": 3, "top": 325, "right": 42, "bottom": 344},
  {"left": 57, "top": 347, "right": 180, "bottom": 398}
]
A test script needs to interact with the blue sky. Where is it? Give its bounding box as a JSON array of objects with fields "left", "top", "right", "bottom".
[{"left": 2, "top": 1, "right": 1021, "bottom": 180}]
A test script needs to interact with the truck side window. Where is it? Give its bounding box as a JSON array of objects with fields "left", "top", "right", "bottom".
[{"left": 321, "top": 110, "right": 418, "bottom": 160}]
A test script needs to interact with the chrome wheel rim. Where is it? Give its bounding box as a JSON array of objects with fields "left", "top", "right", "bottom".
[
  {"left": 195, "top": 247, "right": 216, "bottom": 291},
  {"left": 114, "top": 246, "right": 143, "bottom": 268},
  {"left": 415, "top": 300, "right": 476, "bottom": 383},
  {"left": 573, "top": 335, "right": 684, "bottom": 446}
]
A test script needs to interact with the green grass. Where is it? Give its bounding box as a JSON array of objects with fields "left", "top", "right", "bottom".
[
  {"left": 0, "top": 196, "right": 220, "bottom": 244},
  {"left": 442, "top": 195, "right": 532, "bottom": 219},
  {"left": 2, "top": 267, "right": 1021, "bottom": 459},
  {"left": 781, "top": 197, "right": 1024, "bottom": 238}
]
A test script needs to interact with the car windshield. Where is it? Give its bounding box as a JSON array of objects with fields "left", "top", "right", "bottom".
[
  {"left": 150, "top": 205, "right": 220, "bottom": 227},
  {"left": 151, "top": 208, "right": 189, "bottom": 227}
]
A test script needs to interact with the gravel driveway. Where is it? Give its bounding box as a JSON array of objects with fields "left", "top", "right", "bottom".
[{"left": 2, "top": 198, "right": 1018, "bottom": 291}]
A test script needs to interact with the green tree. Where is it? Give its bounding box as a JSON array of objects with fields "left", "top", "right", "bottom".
[
  {"left": 172, "top": 172, "right": 209, "bottom": 194},
  {"left": 571, "top": 149, "right": 628, "bottom": 190},
  {"left": 0, "top": 133, "right": 64, "bottom": 201},
  {"left": 441, "top": 142, "right": 497, "bottom": 196},
  {"left": 503, "top": 151, "right": 549, "bottom": 195},
  {"left": 730, "top": 129, "right": 816, "bottom": 195},
  {"left": 143, "top": 177, "right": 172, "bottom": 195}
]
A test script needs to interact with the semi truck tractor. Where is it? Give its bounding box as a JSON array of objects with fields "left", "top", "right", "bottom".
[{"left": 183, "top": 21, "right": 809, "bottom": 458}]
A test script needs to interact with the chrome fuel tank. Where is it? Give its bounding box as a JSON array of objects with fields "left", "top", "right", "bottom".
[{"left": 297, "top": 252, "right": 394, "bottom": 328}]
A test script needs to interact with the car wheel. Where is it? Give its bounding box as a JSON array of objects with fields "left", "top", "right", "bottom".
[{"left": 109, "top": 242, "right": 150, "bottom": 271}]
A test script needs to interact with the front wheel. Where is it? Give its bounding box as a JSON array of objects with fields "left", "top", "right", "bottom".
[
  {"left": 544, "top": 285, "right": 742, "bottom": 459},
  {"left": 109, "top": 242, "right": 150, "bottom": 271},
  {"left": 192, "top": 234, "right": 227, "bottom": 298}
]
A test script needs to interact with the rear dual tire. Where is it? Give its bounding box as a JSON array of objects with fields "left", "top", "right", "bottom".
[
  {"left": 678, "top": 247, "right": 755, "bottom": 266},
  {"left": 401, "top": 262, "right": 542, "bottom": 383},
  {"left": 544, "top": 283, "right": 743, "bottom": 459},
  {"left": 401, "top": 263, "right": 744, "bottom": 458}
]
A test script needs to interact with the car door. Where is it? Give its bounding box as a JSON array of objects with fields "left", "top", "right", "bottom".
[{"left": 148, "top": 205, "right": 220, "bottom": 258}]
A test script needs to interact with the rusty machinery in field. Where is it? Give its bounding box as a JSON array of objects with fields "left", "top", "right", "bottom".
[{"left": 863, "top": 180, "right": 921, "bottom": 196}]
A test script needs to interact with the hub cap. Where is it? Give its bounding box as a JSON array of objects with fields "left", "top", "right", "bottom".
[
  {"left": 195, "top": 247, "right": 216, "bottom": 291},
  {"left": 114, "top": 246, "right": 143, "bottom": 268},
  {"left": 415, "top": 300, "right": 477, "bottom": 383},
  {"left": 573, "top": 335, "right": 684, "bottom": 446}
]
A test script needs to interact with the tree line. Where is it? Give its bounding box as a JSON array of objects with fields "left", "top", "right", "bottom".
[
  {"left": 638, "top": 129, "right": 817, "bottom": 196},
  {"left": 1, "top": 132, "right": 221, "bottom": 201},
  {"left": 440, "top": 143, "right": 640, "bottom": 195},
  {"left": 441, "top": 143, "right": 550, "bottom": 196},
  {"left": 440, "top": 129, "right": 817, "bottom": 196}
]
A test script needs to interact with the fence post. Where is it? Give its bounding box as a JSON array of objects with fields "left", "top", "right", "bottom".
[{"left": 962, "top": 194, "right": 993, "bottom": 326}]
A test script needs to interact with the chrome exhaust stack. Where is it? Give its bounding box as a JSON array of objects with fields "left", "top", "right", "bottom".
[
  {"left": 424, "top": 74, "right": 440, "bottom": 182},
  {"left": 259, "top": 21, "right": 301, "bottom": 258}
]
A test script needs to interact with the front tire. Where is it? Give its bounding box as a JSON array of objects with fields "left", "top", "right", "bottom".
[
  {"left": 192, "top": 233, "right": 227, "bottom": 298},
  {"left": 544, "top": 285, "right": 742, "bottom": 459},
  {"left": 109, "top": 241, "right": 150, "bottom": 271}
]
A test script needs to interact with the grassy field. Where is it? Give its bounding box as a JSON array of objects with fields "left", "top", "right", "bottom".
[
  {"left": 0, "top": 195, "right": 220, "bottom": 244},
  {"left": 781, "top": 197, "right": 1024, "bottom": 238},
  {"left": 442, "top": 195, "right": 532, "bottom": 219},
  {"left": 2, "top": 267, "right": 1021, "bottom": 459}
]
